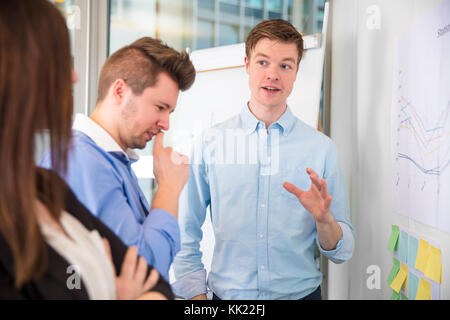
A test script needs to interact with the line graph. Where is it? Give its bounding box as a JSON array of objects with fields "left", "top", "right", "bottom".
[{"left": 392, "top": 0, "right": 450, "bottom": 232}]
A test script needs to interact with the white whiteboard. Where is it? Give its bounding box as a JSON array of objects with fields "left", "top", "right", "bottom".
[{"left": 167, "top": 3, "right": 329, "bottom": 283}]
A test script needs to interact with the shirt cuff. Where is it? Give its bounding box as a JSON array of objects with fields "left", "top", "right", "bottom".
[
  {"left": 171, "top": 269, "right": 207, "bottom": 299},
  {"left": 316, "top": 221, "right": 354, "bottom": 263},
  {"left": 146, "top": 208, "right": 181, "bottom": 254}
]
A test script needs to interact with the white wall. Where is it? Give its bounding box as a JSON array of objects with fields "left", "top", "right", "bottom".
[{"left": 329, "top": 0, "right": 449, "bottom": 299}]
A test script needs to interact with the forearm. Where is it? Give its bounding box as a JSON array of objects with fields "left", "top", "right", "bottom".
[
  {"left": 316, "top": 212, "right": 343, "bottom": 251},
  {"left": 150, "top": 185, "right": 182, "bottom": 219}
]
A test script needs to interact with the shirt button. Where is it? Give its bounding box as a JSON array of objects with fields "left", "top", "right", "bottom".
[
  {"left": 260, "top": 203, "right": 265, "bottom": 208},
  {"left": 260, "top": 265, "right": 265, "bottom": 270},
  {"left": 260, "top": 234, "right": 264, "bottom": 238}
]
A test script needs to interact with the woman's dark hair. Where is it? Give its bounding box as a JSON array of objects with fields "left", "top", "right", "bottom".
[{"left": 0, "top": 0, "right": 73, "bottom": 287}]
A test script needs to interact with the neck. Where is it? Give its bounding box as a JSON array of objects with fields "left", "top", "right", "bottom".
[
  {"left": 247, "top": 101, "right": 287, "bottom": 129},
  {"left": 90, "top": 104, "right": 127, "bottom": 152}
]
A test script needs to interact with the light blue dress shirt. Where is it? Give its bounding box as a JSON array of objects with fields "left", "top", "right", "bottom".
[
  {"left": 172, "top": 106, "right": 354, "bottom": 300},
  {"left": 40, "top": 114, "right": 180, "bottom": 281}
]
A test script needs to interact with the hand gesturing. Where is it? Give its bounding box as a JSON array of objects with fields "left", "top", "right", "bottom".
[{"left": 283, "top": 168, "right": 332, "bottom": 223}]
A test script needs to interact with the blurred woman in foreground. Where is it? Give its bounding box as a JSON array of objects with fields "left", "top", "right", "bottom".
[{"left": 0, "top": 0, "right": 172, "bottom": 300}]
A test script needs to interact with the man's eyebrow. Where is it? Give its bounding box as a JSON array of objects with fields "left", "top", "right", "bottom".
[
  {"left": 281, "top": 57, "right": 297, "bottom": 64},
  {"left": 254, "top": 53, "right": 296, "bottom": 64}
]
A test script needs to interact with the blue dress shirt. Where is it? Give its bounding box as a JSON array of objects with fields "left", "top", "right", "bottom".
[
  {"left": 40, "top": 114, "right": 180, "bottom": 281},
  {"left": 172, "top": 106, "right": 354, "bottom": 299}
]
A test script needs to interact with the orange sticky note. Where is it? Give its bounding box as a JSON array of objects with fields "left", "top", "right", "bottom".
[
  {"left": 424, "top": 245, "right": 442, "bottom": 284},
  {"left": 390, "top": 263, "right": 408, "bottom": 293},
  {"left": 415, "top": 239, "right": 430, "bottom": 273},
  {"left": 415, "top": 278, "right": 431, "bottom": 300}
]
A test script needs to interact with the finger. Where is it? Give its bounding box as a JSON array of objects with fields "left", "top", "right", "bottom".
[
  {"left": 143, "top": 268, "right": 160, "bottom": 292},
  {"left": 134, "top": 256, "right": 148, "bottom": 284},
  {"left": 310, "top": 180, "right": 322, "bottom": 198},
  {"left": 320, "top": 178, "right": 329, "bottom": 199},
  {"left": 170, "top": 150, "right": 184, "bottom": 165},
  {"left": 121, "top": 246, "right": 139, "bottom": 279},
  {"left": 153, "top": 132, "right": 164, "bottom": 155},
  {"left": 307, "top": 168, "right": 322, "bottom": 191},
  {"left": 324, "top": 195, "right": 332, "bottom": 211},
  {"left": 283, "top": 182, "right": 303, "bottom": 198},
  {"left": 181, "top": 154, "right": 190, "bottom": 165}
]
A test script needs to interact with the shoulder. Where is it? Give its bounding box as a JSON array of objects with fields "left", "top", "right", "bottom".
[
  {"left": 292, "top": 117, "right": 335, "bottom": 148},
  {"left": 66, "top": 131, "right": 124, "bottom": 179}
]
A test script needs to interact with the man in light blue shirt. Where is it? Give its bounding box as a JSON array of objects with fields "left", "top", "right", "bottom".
[
  {"left": 172, "top": 19, "right": 354, "bottom": 299},
  {"left": 40, "top": 37, "right": 196, "bottom": 281}
]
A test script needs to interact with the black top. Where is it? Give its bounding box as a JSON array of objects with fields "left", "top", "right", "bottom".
[{"left": 0, "top": 168, "right": 174, "bottom": 300}]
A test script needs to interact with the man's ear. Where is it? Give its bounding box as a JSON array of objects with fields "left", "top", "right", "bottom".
[
  {"left": 244, "top": 56, "right": 250, "bottom": 75},
  {"left": 110, "top": 78, "right": 128, "bottom": 105}
]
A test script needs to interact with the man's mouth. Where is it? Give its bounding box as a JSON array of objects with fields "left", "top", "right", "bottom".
[{"left": 262, "top": 86, "right": 281, "bottom": 94}]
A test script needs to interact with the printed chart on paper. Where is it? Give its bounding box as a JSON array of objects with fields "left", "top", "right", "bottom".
[{"left": 392, "top": 0, "right": 450, "bottom": 232}]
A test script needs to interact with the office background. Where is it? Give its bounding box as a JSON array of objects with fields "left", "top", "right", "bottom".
[{"left": 46, "top": 0, "right": 449, "bottom": 299}]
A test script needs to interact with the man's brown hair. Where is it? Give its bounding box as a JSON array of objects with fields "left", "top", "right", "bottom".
[
  {"left": 245, "top": 19, "right": 304, "bottom": 65},
  {"left": 97, "top": 37, "right": 195, "bottom": 103}
]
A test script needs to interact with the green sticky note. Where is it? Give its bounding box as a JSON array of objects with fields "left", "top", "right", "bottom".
[
  {"left": 399, "top": 231, "right": 408, "bottom": 263},
  {"left": 408, "top": 236, "right": 419, "bottom": 268},
  {"left": 408, "top": 272, "right": 419, "bottom": 300},
  {"left": 388, "top": 225, "right": 400, "bottom": 251},
  {"left": 401, "top": 293, "right": 408, "bottom": 300},
  {"left": 387, "top": 258, "right": 400, "bottom": 285},
  {"left": 390, "top": 290, "right": 400, "bottom": 300}
]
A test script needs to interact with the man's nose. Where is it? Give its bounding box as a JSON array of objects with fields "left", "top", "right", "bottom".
[
  {"left": 157, "top": 114, "right": 170, "bottom": 131},
  {"left": 266, "top": 65, "right": 279, "bottom": 81}
]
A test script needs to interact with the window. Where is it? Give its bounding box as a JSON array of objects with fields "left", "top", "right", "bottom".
[
  {"left": 109, "top": 0, "right": 326, "bottom": 53},
  {"left": 218, "top": 23, "right": 239, "bottom": 46}
]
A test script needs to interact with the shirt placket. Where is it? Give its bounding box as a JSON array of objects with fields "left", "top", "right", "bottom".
[
  {"left": 256, "top": 123, "right": 271, "bottom": 299},
  {"left": 126, "top": 161, "right": 150, "bottom": 218}
]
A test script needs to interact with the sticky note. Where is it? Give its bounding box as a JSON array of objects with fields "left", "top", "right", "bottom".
[
  {"left": 415, "top": 239, "right": 430, "bottom": 273},
  {"left": 415, "top": 278, "right": 431, "bottom": 300},
  {"left": 390, "top": 291, "right": 400, "bottom": 300},
  {"left": 388, "top": 225, "right": 400, "bottom": 252},
  {"left": 424, "top": 245, "right": 442, "bottom": 283},
  {"left": 390, "top": 263, "right": 408, "bottom": 293},
  {"left": 408, "top": 236, "right": 419, "bottom": 268},
  {"left": 408, "top": 272, "right": 419, "bottom": 300},
  {"left": 387, "top": 258, "right": 400, "bottom": 285},
  {"left": 399, "top": 231, "right": 409, "bottom": 263}
]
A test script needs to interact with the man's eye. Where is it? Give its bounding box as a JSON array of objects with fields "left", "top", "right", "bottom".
[
  {"left": 281, "top": 64, "right": 291, "bottom": 70},
  {"left": 157, "top": 106, "right": 164, "bottom": 111},
  {"left": 258, "top": 61, "right": 266, "bottom": 66}
]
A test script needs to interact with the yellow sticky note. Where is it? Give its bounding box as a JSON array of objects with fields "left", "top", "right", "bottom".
[
  {"left": 415, "top": 239, "right": 430, "bottom": 273},
  {"left": 424, "top": 245, "right": 442, "bottom": 284},
  {"left": 390, "top": 263, "right": 408, "bottom": 293},
  {"left": 415, "top": 278, "right": 431, "bottom": 300}
]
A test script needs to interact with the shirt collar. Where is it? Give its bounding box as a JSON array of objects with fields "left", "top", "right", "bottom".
[
  {"left": 239, "top": 104, "right": 296, "bottom": 136},
  {"left": 72, "top": 113, "right": 139, "bottom": 161}
]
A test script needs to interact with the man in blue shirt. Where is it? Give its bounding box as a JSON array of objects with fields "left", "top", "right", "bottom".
[
  {"left": 172, "top": 19, "right": 354, "bottom": 299},
  {"left": 40, "top": 37, "right": 196, "bottom": 282}
]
